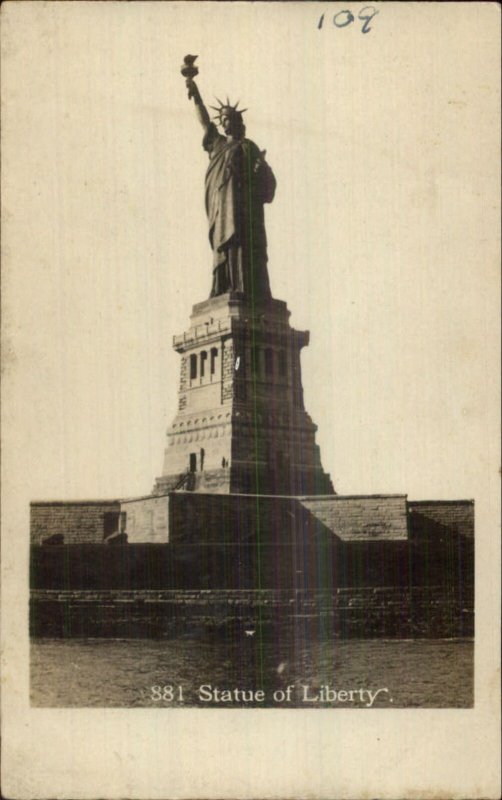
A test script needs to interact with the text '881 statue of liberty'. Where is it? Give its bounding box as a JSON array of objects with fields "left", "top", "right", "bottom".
[{"left": 182, "top": 56, "right": 276, "bottom": 301}]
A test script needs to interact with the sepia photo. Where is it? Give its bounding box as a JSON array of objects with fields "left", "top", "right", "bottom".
[{"left": 2, "top": 1, "right": 500, "bottom": 797}]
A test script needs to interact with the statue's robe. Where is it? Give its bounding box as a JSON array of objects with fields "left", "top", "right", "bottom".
[{"left": 203, "top": 123, "right": 276, "bottom": 299}]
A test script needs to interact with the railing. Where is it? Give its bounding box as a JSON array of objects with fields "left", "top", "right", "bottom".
[
  {"left": 171, "top": 471, "right": 196, "bottom": 492},
  {"left": 173, "top": 318, "right": 231, "bottom": 347},
  {"left": 172, "top": 470, "right": 191, "bottom": 491}
]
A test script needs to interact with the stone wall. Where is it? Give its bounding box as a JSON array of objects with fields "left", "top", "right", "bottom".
[
  {"left": 221, "top": 337, "right": 235, "bottom": 403},
  {"left": 29, "top": 492, "right": 475, "bottom": 640},
  {"left": 300, "top": 495, "right": 409, "bottom": 541},
  {"left": 30, "top": 533, "right": 473, "bottom": 592},
  {"left": 30, "top": 501, "right": 121, "bottom": 545},
  {"left": 167, "top": 492, "right": 411, "bottom": 545},
  {"left": 30, "top": 542, "right": 335, "bottom": 591},
  {"left": 30, "top": 585, "right": 474, "bottom": 640},
  {"left": 168, "top": 492, "right": 333, "bottom": 545},
  {"left": 178, "top": 355, "right": 188, "bottom": 410},
  {"left": 30, "top": 494, "right": 475, "bottom": 555},
  {"left": 408, "top": 500, "right": 474, "bottom": 539},
  {"left": 120, "top": 494, "right": 170, "bottom": 544}
]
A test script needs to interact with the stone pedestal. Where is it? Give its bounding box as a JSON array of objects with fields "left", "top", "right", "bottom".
[{"left": 154, "top": 292, "right": 334, "bottom": 496}]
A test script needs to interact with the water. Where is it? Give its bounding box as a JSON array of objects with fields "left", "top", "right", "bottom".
[{"left": 31, "top": 637, "right": 473, "bottom": 708}]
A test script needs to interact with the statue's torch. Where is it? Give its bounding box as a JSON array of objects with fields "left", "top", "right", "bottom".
[{"left": 181, "top": 55, "right": 199, "bottom": 99}]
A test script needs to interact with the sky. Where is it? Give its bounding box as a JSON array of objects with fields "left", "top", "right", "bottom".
[{"left": 2, "top": 1, "right": 500, "bottom": 504}]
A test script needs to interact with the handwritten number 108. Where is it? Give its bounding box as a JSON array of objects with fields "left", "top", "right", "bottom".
[{"left": 318, "top": 7, "right": 379, "bottom": 34}]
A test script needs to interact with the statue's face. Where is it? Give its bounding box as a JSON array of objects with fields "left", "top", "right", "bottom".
[{"left": 221, "top": 112, "right": 244, "bottom": 139}]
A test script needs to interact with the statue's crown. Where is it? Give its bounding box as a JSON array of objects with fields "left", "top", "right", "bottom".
[{"left": 209, "top": 97, "right": 248, "bottom": 124}]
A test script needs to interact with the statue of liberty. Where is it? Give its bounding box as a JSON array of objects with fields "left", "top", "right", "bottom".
[{"left": 182, "top": 57, "right": 276, "bottom": 300}]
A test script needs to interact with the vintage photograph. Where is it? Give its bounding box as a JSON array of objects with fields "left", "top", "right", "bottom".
[{"left": 2, "top": 1, "right": 500, "bottom": 797}]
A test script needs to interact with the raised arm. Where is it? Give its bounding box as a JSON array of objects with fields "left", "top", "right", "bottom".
[{"left": 185, "top": 79, "right": 211, "bottom": 132}]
